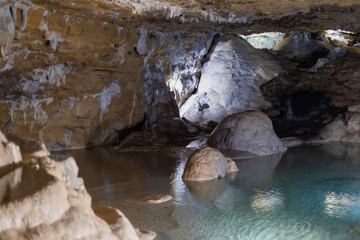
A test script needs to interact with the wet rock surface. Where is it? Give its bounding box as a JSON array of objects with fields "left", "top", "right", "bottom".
[
  {"left": 182, "top": 147, "right": 237, "bottom": 181},
  {"left": 141, "top": 194, "right": 173, "bottom": 204}
]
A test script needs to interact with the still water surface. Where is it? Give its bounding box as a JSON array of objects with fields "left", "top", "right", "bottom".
[
  {"left": 64, "top": 142, "right": 360, "bottom": 240},
  {"left": 2, "top": 143, "right": 359, "bottom": 239}
]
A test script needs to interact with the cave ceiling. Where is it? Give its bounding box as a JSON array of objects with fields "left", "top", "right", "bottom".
[{"left": 2, "top": 0, "right": 360, "bottom": 33}]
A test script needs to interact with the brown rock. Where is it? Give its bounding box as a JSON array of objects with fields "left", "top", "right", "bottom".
[{"left": 182, "top": 147, "right": 230, "bottom": 181}]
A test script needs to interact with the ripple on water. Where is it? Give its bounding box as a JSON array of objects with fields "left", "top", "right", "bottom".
[{"left": 59, "top": 144, "right": 360, "bottom": 240}]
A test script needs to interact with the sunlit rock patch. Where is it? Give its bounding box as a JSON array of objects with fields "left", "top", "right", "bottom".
[
  {"left": 180, "top": 34, "right": 285, "bottom": 126},
  {"left": 240, "top": 32, "right": 285, "bottom": 49},
  {"left": 324, "top": 29, "right": 359, "bottom": 46}
]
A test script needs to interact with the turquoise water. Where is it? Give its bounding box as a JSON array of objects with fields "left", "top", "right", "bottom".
[{"left": 70, "top": 142, "right": 360, "bottom": 240}]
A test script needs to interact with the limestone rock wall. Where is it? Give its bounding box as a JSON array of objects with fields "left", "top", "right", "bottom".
[
  {"left": 180, "top": 34, "right": 285, "bottom": 126},
  {"left": 0, "top": 0, "right": 360, "bottom": 149},
  {"left": 0, "top": 1, "right": 215, "bottom": 149}
]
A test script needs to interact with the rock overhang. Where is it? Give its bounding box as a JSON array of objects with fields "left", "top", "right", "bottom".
[{"left": 2, "top": 0, "right": 360, "bottom": 33}]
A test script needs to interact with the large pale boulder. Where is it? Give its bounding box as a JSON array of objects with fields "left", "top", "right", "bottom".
[
  {"left": 207, "top": 111, "right": 286, "bottom": 155},
  {"left": 0, "top": 131, "right": 22, "bottom": 170},
  {"left": 182, "top": 147, "right": 237, "bottom": 181},
  {"left": 180, "top": 34, "right": 284, "bottom": 126}
]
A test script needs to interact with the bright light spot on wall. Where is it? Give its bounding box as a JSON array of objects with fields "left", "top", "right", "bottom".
[
  {"left": 240, "top": 32, "right": 285, "bottom": 49},
  {"left": 324, "top": 29, "right": 356, "bottom": 45}
]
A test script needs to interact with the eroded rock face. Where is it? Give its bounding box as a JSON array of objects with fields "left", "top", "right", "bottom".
[
  {"left": 0, "top": 2, "right": 216, "bottom": 149},
  {"left": 263, "top": 41, "right": 360, "bottom": 139},
  {"left": 0, "top": 0, "right": 360, "bottom": 150},
  {"left": 180, "top": 34, "right": 285, "bottom": 126},
  {"left": 207, "top": 111, "right": 286, "bottom": 155},
  {"left": 182, "top": 147, "right": 237, "bottom": 181},
  {"left": 0, "top": 141, "right": 154, "bottom": 240}
]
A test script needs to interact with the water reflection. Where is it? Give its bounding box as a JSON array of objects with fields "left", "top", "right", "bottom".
[
  {"left": 324, "top": 192, "right": 359, "bottom": 218},
  {"left": 231, "top": 152, "right": 283, "bottom": 189},
  {"left": 0, "top": 166, "right": 53, "bottom": 205},
  {"left": 49, "top": 143, "right": 360, "bottom": 240},
  {"left": 251, "top": 189, "right": 284, "bottom": 213},
  {"left": 184, "top": 178, "right": 229, "bottom": 203}
]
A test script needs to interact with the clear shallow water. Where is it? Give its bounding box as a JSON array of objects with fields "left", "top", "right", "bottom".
[{"left": 65, "top": 142, "right": 360, "bottom": 240}]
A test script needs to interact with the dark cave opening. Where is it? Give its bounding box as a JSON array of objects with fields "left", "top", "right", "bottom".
[
  {"left": 271, "top": 91, "right": 341, "bottom": 139},
  {"left": 290, "top": 92, "right": 324, "bottom": 117}
]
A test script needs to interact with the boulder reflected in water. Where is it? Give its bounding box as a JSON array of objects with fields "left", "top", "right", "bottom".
[
  {"left": 184, "top": 152, "right": 283, "bottom": 202},
  {"left": 184, "top": 178, "right": 230, "bottom": 203},
  {"left": 232, "top": 152, "right": 283, "bottom": 188}
]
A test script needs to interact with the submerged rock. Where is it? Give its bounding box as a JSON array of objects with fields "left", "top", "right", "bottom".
[
  {"left": 207, "top": 111, "right": 286, "bottom": 155},
  {"left": 141, "top": 194, "right": 173, "bottom": 204},
  {"left": 182, "top": 147, "right": 237, "bottom": 181},
  {"left": 180, "top": 34, "right": 285, "bottom": 126}
]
